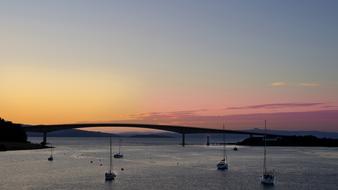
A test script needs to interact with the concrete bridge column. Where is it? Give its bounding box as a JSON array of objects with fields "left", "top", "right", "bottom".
[
  {"left": 181, "top": 133, "right": 186, "bottom": 147},
  {"left": 206, "top": 136, "right": 210, "bottom": 146},
  {"left": 41, "top": 132, "right": 47, "bottom": 145}
]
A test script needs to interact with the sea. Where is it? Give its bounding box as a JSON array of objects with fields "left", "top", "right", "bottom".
[{"left": 0, "top": 137, "right": 337, "bottom": 190}]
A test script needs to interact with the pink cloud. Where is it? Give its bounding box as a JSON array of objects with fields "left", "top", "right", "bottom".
[
  {"left": 227, "top": 102, "right": 324, "bottom": 110},
  {"left": 116, "top": 109, "right": 338, "bottom": 132}
]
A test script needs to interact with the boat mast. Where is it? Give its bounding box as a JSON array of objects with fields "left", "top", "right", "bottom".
[
  {"left": 110, "top": 136, "right": 112, "bottom": 173},
  {"left": 118, "top": 139, "right": 121, "bottom": 154},
  {"left": 263, "top": 120, "right": 267, "bottom": 174},
  {"left": 223, "top": 123, "right": 226, "bottom": 161}
]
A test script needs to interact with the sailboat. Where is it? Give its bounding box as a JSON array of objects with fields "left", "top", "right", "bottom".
[
  {"left": 48, "top": 145, "right": 53, "bottom": 161},
  {"left": 105, "top": 136, "right": 116, "bottom": 181},
  {"left": 217, "top": 124, "right": 228, "bottom": 170},
  {"left": 260, "top": 120, "right": 275, "bottom": 185},
  {"left": 114, "top": 139, "right": 124, "bottom": 159}
]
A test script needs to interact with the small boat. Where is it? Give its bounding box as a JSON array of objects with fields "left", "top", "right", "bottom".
[
  {"left": 114, "top": 153, "right": 123, "bottom": 159},
  {"left": 261, "top": 171, "right": 275, "bottom": 185},
  {"left": 217, "top": 124, "right": 228, "bottom": 170},
  {"left": 217, "top": 158, "right": 228, "bottom": 170},
  {"left": 114, "top": 139, "right": 124, "bottom": 159},
  {"left": 261, "top": 120, "right": 275, "bottom": 185},
  {"left": 105, "top": 136, "right": 116, "bottom": 181},
  {"left": 48, "top": 146, "right": 53, "bottom": 161}
]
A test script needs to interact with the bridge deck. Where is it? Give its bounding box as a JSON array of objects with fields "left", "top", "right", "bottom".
[
  {"left": 23, "top": 123, "right": 273, "bottom": 136},
  {"left": 22, "top": 123, "right": 281, "bottom": 146}
]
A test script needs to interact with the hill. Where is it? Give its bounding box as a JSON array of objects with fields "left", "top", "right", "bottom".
[
  {"left": 0, "top": 118, "right": 27, "bottom": 142},
  {"left": 129, "top": 134, "right": 174, "bottom": 138},
  {"left": 238, "top": 136, "right": 338, "bottom": 147},
  {"left": 28, "top": 129, "right": 119, "bottom": 137},
  {"left": 1, "top": 118, "right": 47, "bottom": 151},
  {"left": 245, "top": 128, "right": 338, "bottom": 139}
]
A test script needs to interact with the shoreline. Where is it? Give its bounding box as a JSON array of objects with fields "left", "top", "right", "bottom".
[{"left": 0, "top": 142, "right": 49, "bottom": 152}]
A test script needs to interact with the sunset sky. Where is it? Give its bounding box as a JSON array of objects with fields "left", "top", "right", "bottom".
[{"left": 1, "top": 1, "right": 338, "bottom": 132}]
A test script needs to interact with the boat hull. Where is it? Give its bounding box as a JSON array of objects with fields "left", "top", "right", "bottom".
[
  {"left": 217, "top": 161, "right": 228, "bottom": 170},
  {"left": 260, "top": 175, "right": 275, "bottom": 185},
  {"left": 105, "top": 172, "right": 116, "bottom": 181},
  {"left": 114, "top": 153, "right": 123, "bottom": 159}
]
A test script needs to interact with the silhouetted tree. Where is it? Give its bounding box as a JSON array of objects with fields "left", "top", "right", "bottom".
[{"left": 0, "top": 118, "right": 27, "bottom": 142}]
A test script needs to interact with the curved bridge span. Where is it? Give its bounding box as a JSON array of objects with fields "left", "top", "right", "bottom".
[{"left": 23, "top": 123, "right": 269, "bottom": 146}]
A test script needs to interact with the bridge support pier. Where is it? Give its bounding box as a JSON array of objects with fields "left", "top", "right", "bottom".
[
  {"left": 181, "top": 133, "right": 185, "bottom": 147},
  {"left": 41, "top": 132, "right": 47, "bottom": 145}
]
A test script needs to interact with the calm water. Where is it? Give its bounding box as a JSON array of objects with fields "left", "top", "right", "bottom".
[{"left": 1, "top": 137, "right": 337, "bottom": 190}]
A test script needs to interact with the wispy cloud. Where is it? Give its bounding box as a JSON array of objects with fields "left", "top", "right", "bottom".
[
  {"left": 299, "top": 83, "right": 320, "bottom": 87},
  {"left": 320, "top": 105, "right": 338, "bottom": 109},
  {"left": 227, "top": 102, "right": 324, "bottom": 110},
  {"left": 271, "top": 82, "right": 287, "bottom": 87},
  {"left": 127, "top": 109, "right": 208, "bottom": 120},
  {"left": 113, "top": 110, "right": 338, "bottom": 132},
  {"left": 271, "top": 82, "right": 320, "bottom": 88}
]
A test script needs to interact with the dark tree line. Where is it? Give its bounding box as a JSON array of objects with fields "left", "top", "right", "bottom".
[{"left": 0, "top": 118, "right": 27, "bottom": 142}]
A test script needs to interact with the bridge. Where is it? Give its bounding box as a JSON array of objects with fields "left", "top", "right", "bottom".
[{"left": 23, "top": 123, "right": 276, "bottom": 146}]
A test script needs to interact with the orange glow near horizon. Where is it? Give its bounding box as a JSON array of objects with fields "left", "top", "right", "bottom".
[{"left": 1, "top": 66, "right": 144, "bottom": 124}]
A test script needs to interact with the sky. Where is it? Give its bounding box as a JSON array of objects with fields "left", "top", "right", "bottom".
[{"left": 1, "top": 0, "right": 338, "bottom": 132}]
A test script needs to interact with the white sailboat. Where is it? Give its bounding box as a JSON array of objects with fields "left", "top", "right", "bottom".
[
  {"left": 105, "top": 136, "right": 116, "bottom": 181},
  {"left": 217, "top": 124, "right": 228, "bottom": 170},
  {"left": 261, "top": 120, "right": 275, "bottom": 185},
  {"left": 114, "top": 139, "right": 124, "bottom": 159},
  {"left": 48, "top": 145, "right": 53, "bottom": 161}
]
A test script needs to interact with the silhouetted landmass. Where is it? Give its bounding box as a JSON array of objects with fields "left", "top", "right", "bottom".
[
  {"left": 0, "top": 118, "right": 27, "bottom": 142},
  {"left": 129, "top": 134, "right": 174, "bottom": 138},
  {"left": 245, "top": 128, "right": 338, "bottom": 139},
  {"left": 0, "top": 142, "right": 47, "bottom": 151},
  {"left": 0, "top": 118, "right": 48, "bottom": 151},
  {"left": 140, "top": 130, "right": 338, "bottom": 139},
  {"left": 28, "top": 129, "right": 119, "bottom": 137},
  {"left": 237, "top": 136, "right": 338, "bottom": 147}
]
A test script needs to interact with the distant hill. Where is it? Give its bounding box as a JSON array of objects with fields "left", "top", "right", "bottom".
[
  {"left": 245, "top": 128, "right": 338, "bottom": 139},
  {"left": 137, "top": 129, "right": 338, "bottom": 139},
  {"left": 238, "top": 136, "right": 338, "bottom": 147},
  {"left": 28, "top": 130, "right": 173, "bottom": 138},
  {"left": 28, "top": 129, "right": 119, "bottom": 137},
  {"left": 129, "top": 134, "right": 174, "bottom": 138}
]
